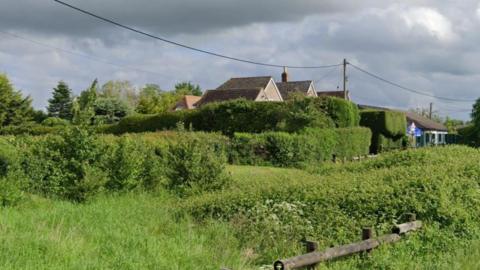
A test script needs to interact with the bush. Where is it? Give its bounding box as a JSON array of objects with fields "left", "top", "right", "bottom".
[
  {"left": 360, "top": 110, "right": 407, "bottom": 153},
  {"left": 230, "top": 128, "right": 370, "bottom": 167},
  {"left": 42, "top": 117, "right": 70, "bottom": 127},
  {"left": 164, "top": 137, "right": 230, "bottom": 196},
  {"left": 21, "top": 127, "right": 106, "bottom": 202},
  {"left": 0, "top": 137, "right": 25, "bottom": 206},
  {"left": 0, "top": 122, "right": 63, "bottom": 136},
  {"left": 182, "top": 146, "right": 480, "bottom": 265},
  {"left": 102, "top": 98, "right": 361, "bottom": 135}
]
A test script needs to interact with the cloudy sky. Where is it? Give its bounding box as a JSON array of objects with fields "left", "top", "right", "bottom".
[{"left": 1, "top": 0, "right": 479, "bottom": 120}]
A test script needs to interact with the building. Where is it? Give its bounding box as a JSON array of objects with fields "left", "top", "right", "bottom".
[
  {"left": 196, "top": 76, "right": 283, "bottom": 107},
  {"left": 405, "top": 111, "right": 448, "bottom": 147},
  {"left": 173, "top": 95, "right": 202, "bottom": 111},
  {"left": 358, "top": 104, "right": 449, "bottom": 147},
  {"left": 275, "top": 67, "right": 317, "bottom": 100}
]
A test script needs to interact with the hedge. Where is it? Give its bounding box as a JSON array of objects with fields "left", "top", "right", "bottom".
[
  {"left": 360, "top": 110, "right": 407, "bottom": 153},
  {"left": 103, "top": 97, "right": 360, "bottom": 136},
  {"left": 230, "top": 127, "right": 371, "bottom": 167},
  {"left": 0, "top": 123, "right": 65, "bottom": 136}
]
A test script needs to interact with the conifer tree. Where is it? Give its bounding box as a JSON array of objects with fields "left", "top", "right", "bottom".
[{"left": 47, "top": 81, "right": 73, "bottom": 120}]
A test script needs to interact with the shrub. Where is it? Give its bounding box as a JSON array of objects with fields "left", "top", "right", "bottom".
[
  {"left": 334, "top": 127, "right": 372, "bottom": 159},
  {"left": 164, "top": 137, "right": 230, "bottom": 196},
  {"left": 360, "top": 110, "right": 407, "bottom": 153},
  {"left": 231, "top": 128, "right": 370, "bottom": 167},
  {"left": 101, "top": 98, "right": 360, "bottom": 136},
  {"left": 0, "top": 122, "right": 63, "bottom": 136},
  {"left": 42, "top": 117, "right": 70, "bottom": 127},
  {"left": 21, "top": 127, "right": 106, "bottom": 202},
  {"left": 101, "top": 136, "right": 163, "bottom": 191},
  {"left": 0, "top": 137, "right": 25, "bottom": 206}
]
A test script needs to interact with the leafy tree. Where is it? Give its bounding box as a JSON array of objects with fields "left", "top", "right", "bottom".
[
  {"left": 174, "top": 81, "right": 202, "bottom": 96},
  {"left": 47, "top": 81, "right": 73, "bottom": 120},
  {"left": 471, "top": 98, "right": 480, "bottom": 130},
  {"left": 73, "top": 79, "right": 98, "bottom": 125},
  {"left": 444, "top": 116, "right": 465, "bottom": 134},
  {"left": 93, "top": 97, "right": 131, "bottom": 124},
  {"left": 0, "top": 74, "right": 34, "bottom": 126},
  {"left": 100, "top": 80, "right": 138, "bottom": 108},
  {"left": 410, "top": 107, "right": 443, "bottom": 123},
  {"left": 136, "top": 84, "right": 163, "bottom": 114}
]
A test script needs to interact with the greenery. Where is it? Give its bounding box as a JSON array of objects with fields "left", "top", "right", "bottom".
[
  {"left": 0, "top": 74, "right": 34, "bottom": 127},
  {"left": 184, "top": 146, "right": 480, "bottom": 267},
  {"left": 360, "top": 110, "right": 407, "bottom": 153},
  {"left": 47, "top": 81, "right": 74, "bottom": 120},
  {"left": 230, "top": 127, "right": 371, "bottom": 167}
]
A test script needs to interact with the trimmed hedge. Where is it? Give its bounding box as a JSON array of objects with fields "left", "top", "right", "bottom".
[
  {"left": 103, "top": 97, "right": 360, "bottom": 136},
  {"left": 0, "top": 122, "right": 64, "bottom": 136},
  {"left": 360, "top": 110, "right": 407, "bottom": 153},
  {"left": 230, "top": 127, "right": 371, "bottom": 167}
]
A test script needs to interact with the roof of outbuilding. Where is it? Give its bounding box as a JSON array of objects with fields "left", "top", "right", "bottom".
[
  {"left": 276, "top": 81, "right": 313, "bottom": 99},
  {"left": 405, "top": 111, "right": 448, "bottom": 132},
  {"left": 195, "top": 88, "right": 263, "bottom": 107},
  {"left": 216, "top": 76, "right": 272, "bottom": 90}
]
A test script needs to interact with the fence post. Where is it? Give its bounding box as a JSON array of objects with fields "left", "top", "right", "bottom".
[
  {"left": 305, "top": 240, "right": 318, "bottom": 270},
  {"left": 362, "top": 228, "right": 373, "bottom": 253}
]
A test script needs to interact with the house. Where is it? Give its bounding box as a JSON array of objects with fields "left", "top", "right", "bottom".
[
  {"left": 405, "top": 111, "right": 448, "bottom": 147},
  {"left": 358, "top": 104, "right": 449, "bottom": 147},
  {"left": 196, "top": 76, "right": 283, "bottom": 107},
  {"left": 194, "top": 88, "right": 269, "bottom": 107},
  {"left": 317, "top": 90, "right": 350, "bottom": 100},
  {"left": 173, "top": 95, "right": 202, "bottom": 111},
  {"left": 275, "top": 67, "right": 317, "bottom": 100}
]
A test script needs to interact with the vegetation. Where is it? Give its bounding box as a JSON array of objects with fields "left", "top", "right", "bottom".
[
  {"left": 360, "top": 110, "right": 407, "bottom": 153},
  {"left": 0, "top": 74, "right": 34, "bottom": 127},
  {"left": 47, "top": 81, "right": 74, "bottom": 120}
]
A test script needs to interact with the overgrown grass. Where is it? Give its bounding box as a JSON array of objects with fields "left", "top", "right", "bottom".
[{"left": 0, "top": 192, "right": 249, "bottom": 270}]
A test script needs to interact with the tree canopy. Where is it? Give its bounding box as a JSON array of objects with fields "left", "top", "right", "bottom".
[
  {"left": 47, "top": 81, "right": 73, "bottom": 120},
  {"left": 0, "top": 74, "right": 34, "bottom": 126}
]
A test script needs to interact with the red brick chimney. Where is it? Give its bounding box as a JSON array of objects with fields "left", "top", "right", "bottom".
[{"left": 281, "top": 67, "right": 288, "bottom": 83}]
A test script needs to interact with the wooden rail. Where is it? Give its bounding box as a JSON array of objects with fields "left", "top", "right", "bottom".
[{"left": 273, "top": 217, "right": 422, "bottom": 270}]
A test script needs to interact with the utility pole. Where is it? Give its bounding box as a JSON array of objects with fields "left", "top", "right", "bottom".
[
  {"left": 429, "top": 102, "right": 433, "bottom": 119},
  {"left": 343, "top": 59, "right": 348, "bottom": 100}
]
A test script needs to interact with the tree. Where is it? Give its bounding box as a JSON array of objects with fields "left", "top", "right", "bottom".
[
  {"left": 174, "top": 81, "right": 202, "bottom": 96},
  {"left": 410, "top": 107, "right": 443, "bottom": 123},
  {"left": 136, "top": 84, "right": 163, "bottom": 114},
  {"left": 47, "top": 81, "right": 73, "bottom": 120},
  {"left": 73, "top": 79, "right": 98, "bottom": 125},
  {"left": 0, "top": 74, "right": 34, "bottom": 126},
  {"left": 444, "top": 116, "right": 465, "bottom": 134},
  {"left": 472, "top": 98, "right": 480, "bottom": 130},
  {"left": 93, "top": 97, "right": 131, "bottom": 124},
  {"left": 100, "top": 80, "right": 138, "bottom": 108}
]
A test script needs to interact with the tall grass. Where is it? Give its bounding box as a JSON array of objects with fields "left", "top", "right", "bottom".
[{"left": 0, "top": 192, "right": 249, "bottom": 270}]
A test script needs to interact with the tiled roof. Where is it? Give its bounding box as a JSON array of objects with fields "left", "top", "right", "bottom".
[
  {"left": 405, "top": 111, "right": 448, "bottom": 132},
  {"left": 276, "top": 81, "right": 313, "bottom": 99},
  {"left": 195, "top": 88, "right": 262, "bottom": 107},
  {"left": 216, "top": 76, "right": 272, "bottom": 90}
]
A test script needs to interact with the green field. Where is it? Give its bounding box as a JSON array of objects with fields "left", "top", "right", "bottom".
[{"left": 2, "top": 146, "right": 480, "bottom": 269}]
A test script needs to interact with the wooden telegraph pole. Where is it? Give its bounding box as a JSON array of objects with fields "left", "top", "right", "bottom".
[{"left": 343, "top": 59, "right": 348, "bottom": 100}]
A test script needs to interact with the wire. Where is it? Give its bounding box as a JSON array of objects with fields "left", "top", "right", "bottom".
[
  {"left": 53, "top": 0, "right": 342, "bottom": 69},
  {"left": 313, "top": 65, "right": 339, "bottom": 84},
  {"left": 348, "top": 62, "right": 476, "bottom": 103},
  {"left": 0, "top": 30, "right": 171, "bottom": 78}
]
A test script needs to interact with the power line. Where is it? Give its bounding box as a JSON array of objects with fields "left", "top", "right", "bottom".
[
  {"left": 0, "top": 30, "right": 171, "bottom": 78},
  {"left": 348, "top": 62, "right": 476, "bottom": 103},
  {"left": 53, "top": 0, "right": 342, "bottom": 69}
]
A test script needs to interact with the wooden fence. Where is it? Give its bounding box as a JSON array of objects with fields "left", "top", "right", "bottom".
[{"left": 273, "top": 214, "right": 422, "bottom": 270}]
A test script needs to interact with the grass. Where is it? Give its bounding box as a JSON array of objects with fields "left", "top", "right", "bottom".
[
  {"left": 2, "top": 146, "right": 480, "bottom": 269},
  {"left": 0, "top": 192, "right": 248, "bottom": 270}
]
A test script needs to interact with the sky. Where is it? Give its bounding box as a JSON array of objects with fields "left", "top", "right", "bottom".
[{"left": 0, "top": 0, "right": 479, "bottom": 120}]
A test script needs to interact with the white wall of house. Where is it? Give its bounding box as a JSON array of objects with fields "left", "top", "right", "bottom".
[
  {"left": 264, "top": 79, "right": 283, "bottom": 101},
  {"left": 307, "top": 83, "right": 318, "bottom": 97}
]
